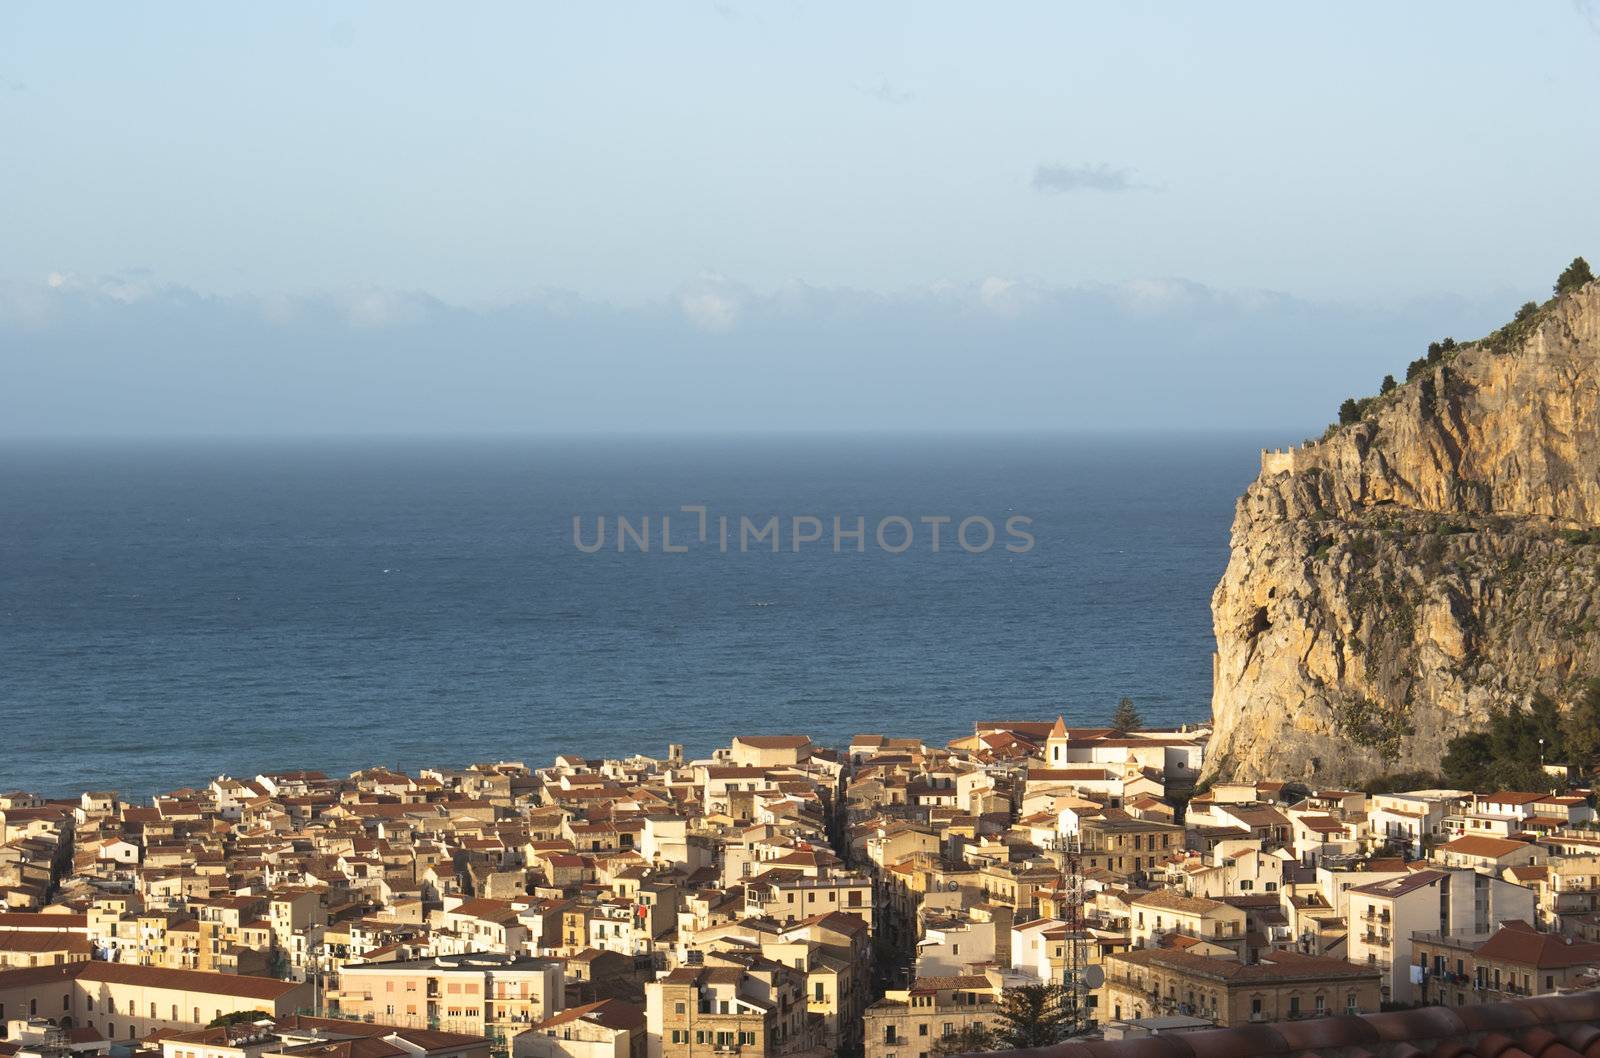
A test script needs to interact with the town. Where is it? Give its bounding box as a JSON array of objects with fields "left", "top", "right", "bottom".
[{"left": 3, "top": 716, "right": 1600, "bottom": 1058}]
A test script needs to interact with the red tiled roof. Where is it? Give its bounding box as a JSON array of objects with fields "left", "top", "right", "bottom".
[
  {"left": 1475, "top": 922, "right": 1600, "bottom": 969},
  {"left": 733, "top": 735, "right": 811, "bottom": 749},
  {"left": 1438, "top": 835, "right": 1534, "bottom": 858}
]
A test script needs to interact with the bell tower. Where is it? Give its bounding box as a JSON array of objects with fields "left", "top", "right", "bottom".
[{"left": 1046, "top": 714, "right": 1069, "bottom": 765}]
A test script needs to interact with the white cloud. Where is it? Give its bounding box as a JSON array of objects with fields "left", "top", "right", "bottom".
[
  {"left": 977, "top": 276, "right": 1046, "bottom": 317},
  {"left": 676, "top": 275, "right": 747, "bottom": 332},
  {"left": 342, "top": 289, "right": 435, "bottom": 329},
  {"left": 1032, "top": 163, "right": 1153, "bottom": 194}
]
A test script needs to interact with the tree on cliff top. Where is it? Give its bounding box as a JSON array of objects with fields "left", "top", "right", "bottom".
[
  {"left": 1556, "top": 257, "right": 1594, "bottom": 296},
  {"left": 1109, "top": 696, "right": 1143, "bottom": 736}
]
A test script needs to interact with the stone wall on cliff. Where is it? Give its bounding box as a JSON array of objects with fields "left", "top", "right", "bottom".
[{"left": 1206, "top": 281, "right": 1600, "bottom": 784}]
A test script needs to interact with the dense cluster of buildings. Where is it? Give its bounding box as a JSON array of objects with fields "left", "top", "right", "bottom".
[{"left": 3, "top": 718, "right": 1599, "bottom": 1058}]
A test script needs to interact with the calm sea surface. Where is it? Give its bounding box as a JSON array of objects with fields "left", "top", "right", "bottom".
[{"left": 0, "top": 433, "right": 1261, "bottom": 797}]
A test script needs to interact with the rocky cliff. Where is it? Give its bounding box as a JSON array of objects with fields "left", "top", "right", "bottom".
[{"left": 1205, "top": 280, "right": 1600, "bottom": 784}]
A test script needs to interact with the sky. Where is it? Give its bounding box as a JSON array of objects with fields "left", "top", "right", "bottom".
[{"left": 3, "top": 2, "right": 1599, "bottom": 437}]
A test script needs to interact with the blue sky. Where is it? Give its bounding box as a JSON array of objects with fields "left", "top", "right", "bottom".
[{"left": 3, "top": 2, "right": 1599, "bottom": 436}]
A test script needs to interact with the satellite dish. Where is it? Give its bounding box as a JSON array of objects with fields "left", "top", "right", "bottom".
[{"left": 1083, "top": 965, "right": 1105, "bottom": 989}]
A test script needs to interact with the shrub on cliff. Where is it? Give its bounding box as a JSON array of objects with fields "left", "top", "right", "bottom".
[{"left": 1556, "top": 256, "right": 1593, "bottom": 296}]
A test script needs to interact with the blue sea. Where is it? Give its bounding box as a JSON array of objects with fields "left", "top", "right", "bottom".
[{"left": 0, "top": 432, "right": 1262, "bottom": 798}]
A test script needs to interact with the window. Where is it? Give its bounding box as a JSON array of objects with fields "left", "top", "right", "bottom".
[
  {"left": 1346, "top": 993, "right": 1357, "bottom": 1014},
  {"left": 918, "top": 1024, "right": 928, "bottom": 1037},
  {"left": 1289, "top": 997, "right": 1301, "bottom": 1016},
  {"left": 1251, "top": 999, "right": 1262, "bottom": 1016}
]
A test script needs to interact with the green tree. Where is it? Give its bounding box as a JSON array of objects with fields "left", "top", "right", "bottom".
[
  {"left": 1338, "top": 397, "right": 1361, "bottom": 425},
  {"left": 1380, "top": 374, "right": 1397, "bottom": 394},
  {"left": 1556, "top": 257, "right": 1594, "bottom": 296},
  {"left": 208, "top": 1011, "right": 269, "bottom": 1028},
  {"left": 931, "top": 1024, "right": 997, "bottom": 1056},
  {"left": 1442, "top": 697, "right": 1565, "bottom": 791},
  {"left": 1406, "top": 357, "right": 1430, "bottom": 381},
  {"left": 993, "top": 984, "right": 1072, "bottom": 1049},
  {"left": 1560, "top": 677, "right": 1600, "bottom": 768},
  {"left": 1515, "top": 301, "right": 1538, "bottom": 322},
  {"left": 1109, "top": 697, "right": 1143, "bottom": 736}
]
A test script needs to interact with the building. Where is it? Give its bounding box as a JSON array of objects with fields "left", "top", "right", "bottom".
[
  {"left": 1127, "top": 891, "right": 1246, "bottom": 952},
  {"left": 963, "top": 991, "right": 1600, "bottom": 1058},
  {"left": 1344, "top": 868, "right": 1536, "bottom": 1004},
  {"left": 156, "top": 1015, "right": 492, "bottom": 1058},
  {"left": 862, "top": 974, "right": 1002, "bottom": 1058},
  {"left": 1098, "top": 949, "right": 1381, "bottom": 1028},
  {"left": 1412, "top": 921, "right": 1600, "bottom": 1007},
  {"left": 1430, "top": 836, "right": 1541, "bottom": 873},
  {"left": 0, "top": 962, "right": 309, "bottom": 1042},
  {"left": 643, "top": 963, "right": 814, "bottom": 1058},
  {"left": 514, "top": 999, "right": 644, "bottom": 1058},
  {"left": 331, "top": 955, "right": 564, "bottom": 1047}
]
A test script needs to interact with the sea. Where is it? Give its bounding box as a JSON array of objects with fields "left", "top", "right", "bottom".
[{"left": 0, "top": 432, "right": 1263, "bottom": 798}]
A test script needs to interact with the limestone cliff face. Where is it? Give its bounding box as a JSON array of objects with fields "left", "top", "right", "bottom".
[{"left": 1206, "top": 281, "right": 1600, "bottom": 784}]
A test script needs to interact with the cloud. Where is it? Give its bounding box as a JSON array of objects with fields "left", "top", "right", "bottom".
[
  {"left": 1032, "top": 163, "right": 1152, "bottom": 194},
  {"left": 341, "top": 288, "right": 440, "bottom": 329},
  {"left": 977, "top": 277, "right": 1045, "bottom": 318},
  {"left": 853, "top": 79, "right": 912, "bottom": 105},
  {"left": 0, "top": 269, "right": 1520, "bottom": 438},
  {"left": 676, "top": 275, "right": 748, "bottom": 332}
]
